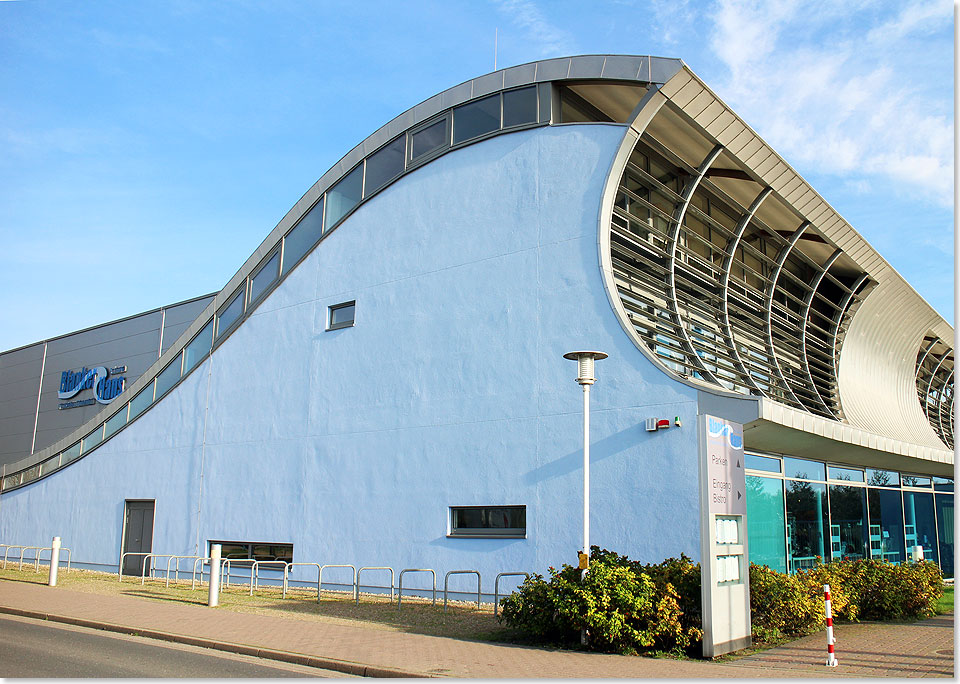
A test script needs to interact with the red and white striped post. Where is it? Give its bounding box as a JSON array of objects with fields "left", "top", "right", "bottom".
[{"left": 824, "top": 584, "right": 838, "bottom": 666}]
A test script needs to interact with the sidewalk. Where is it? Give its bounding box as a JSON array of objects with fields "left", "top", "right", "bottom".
[{"left": 0, "top": 580, "right": 952, "bottom": 678}]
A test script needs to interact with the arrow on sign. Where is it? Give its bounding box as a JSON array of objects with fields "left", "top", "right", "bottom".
[
  {"left": 737, "top": 491, "right": 742, "bottom": 500},
  {"left": 736, "top": 459, "right": 741, "bottom": 468}
]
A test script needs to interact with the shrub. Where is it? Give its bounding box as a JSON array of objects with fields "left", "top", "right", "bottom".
[{"left": 498, "top": 548, "right": 701, "bottom": 654}]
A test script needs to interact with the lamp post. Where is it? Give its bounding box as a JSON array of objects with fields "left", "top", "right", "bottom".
[{"left": 563, "top": 351, "right": 607, "bottom": 580}]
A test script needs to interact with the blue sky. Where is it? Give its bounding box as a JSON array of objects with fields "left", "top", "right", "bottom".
[{"left": 0, "top": 0, "right": 953, "bottom": 352}]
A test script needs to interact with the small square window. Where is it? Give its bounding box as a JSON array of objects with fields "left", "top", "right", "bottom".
[
  {"left": 328, "top": 301, "right": 355, "bottom": 330},
  {"left": 449, "top": 505, "right": 526, "bottom": 538}
]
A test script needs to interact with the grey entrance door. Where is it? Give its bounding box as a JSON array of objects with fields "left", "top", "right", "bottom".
[{"left": 121, "top": 500, "right": 155, "bottom": 576}]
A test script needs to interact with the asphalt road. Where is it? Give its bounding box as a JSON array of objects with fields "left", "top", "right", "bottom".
[{"left": 0, "top": 613, "right": 357, "bottom": 678}]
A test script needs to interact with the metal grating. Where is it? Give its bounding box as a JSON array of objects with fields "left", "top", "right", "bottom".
[{"left": 916, "top": 334, "right": 955, "bottom": 449}]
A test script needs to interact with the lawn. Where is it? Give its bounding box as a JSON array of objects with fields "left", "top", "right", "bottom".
[{"left": 937, "top": 584, "right": 953, "bottom": 614}]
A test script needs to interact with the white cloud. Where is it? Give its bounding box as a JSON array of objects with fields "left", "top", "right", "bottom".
[
  {"left": 706, "top": 0, "right": 953, "bottom": 208},
  {"left": 493, "top": 0, "right": 577, "bottom": 57}
]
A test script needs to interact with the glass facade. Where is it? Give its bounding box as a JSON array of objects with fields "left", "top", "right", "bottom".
[
  {"left": 746, "top": 475, "right": 786, "bottom": 572},
  {"left": 324, "top": 164, "right": 363, "bottom": 230},
  {"left": 281, "top": 198, "right": 324, "bottom": 276},
  {"left": 746, "top": 451, "right": 953, "bottom": 576}
]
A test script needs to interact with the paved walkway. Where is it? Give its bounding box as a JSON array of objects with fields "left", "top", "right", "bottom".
[{"left": 0, "top": 580, "right": 952, "bottom": 678}]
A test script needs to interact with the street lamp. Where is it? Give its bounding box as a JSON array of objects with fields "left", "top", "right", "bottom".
[{"left": 563, "top": 350, "right": 607, "bottom": 580}]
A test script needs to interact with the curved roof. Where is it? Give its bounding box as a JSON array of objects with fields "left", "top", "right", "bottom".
[{"left": 2, "top": 55, "right": 953, "bottom": 491}]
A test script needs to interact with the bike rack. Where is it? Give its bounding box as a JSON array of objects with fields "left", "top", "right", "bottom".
[
  {"left": 397, "top": 568, "right": 436, "bottom": 607},
  {"left": 443, "top": 570, "right": 481, "bottom": 612},
  {"left": 18, "top": 546, "right": 42, "bottom": 571},
  {"left": 318, "top": 564, "right": 357, "bottom": 603},
  {"left": 494, "top": 572, "right": 530, "bottom": 617},
  {"left": 30, "top": 546, "right": 72, "bottom": 573},
  {"left": 118, "top": 552, "right": 154, "bottom": 581},
  {"left": 3, "top": 545, "right": 25, "bottom": 570},
  {"left": 140, "top": 554, "right": 176, "bottom": 585},
  {"left": 191, "top": 557, "right": 212, "bottom": 589},
  {"left": 164, "top": 555, "right": 205, "bottom": 587},
  {"left": 249, "top": 560, "right": 288, "bottom": 596},
  {"left": 356, "top": 567, "right": 394, "bottom": 605},
  {"left": 282, "top": 562, "right": 321, "bottom": 599}
]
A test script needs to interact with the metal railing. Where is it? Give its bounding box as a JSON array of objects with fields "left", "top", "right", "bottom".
[
  {"left": 318, "top": 564, "right": 356, "bottom": 603},
  {"left": 163, "top": 555, "right": 206, "bottom": 588},
  {"left": 356, "top": 567, "right": 395, "bottom": 605},
  {"left": 31, "top": 545, "right": 73, "bottom": 573},
  {"left": 2, "top": 545, "right": 26, "bottom": 570},
  {"left": 443, "top": 570, "right": 480, "bottom": 612},
  {"left": 397, "top": 568, "right": 436, "bottom": 607},
  {"left": 118, "top": 552, "right": 153, "bottom": 581},
  {"left": 494, "top": 572, "right": 529, "bottom": 617},
  {"left": 140, "top": 554, "right": 177, "bottom": 585},
  {"left": 283, "top": 562, "right": 322, "bottom": 599},
  {"left": 249, "top": 560, "right": 288, "bottom": 596}
]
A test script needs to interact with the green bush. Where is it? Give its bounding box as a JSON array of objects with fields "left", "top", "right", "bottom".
[
  {"left": 498, "top": 548, "right": 701, "bottom": 655},
  {"left": 499, "top": 548, "right": 944, "bottom": 654}
]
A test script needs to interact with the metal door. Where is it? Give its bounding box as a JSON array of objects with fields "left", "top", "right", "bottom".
[{"left": 121, "top": 500, "right": 155, "bottom": 576}]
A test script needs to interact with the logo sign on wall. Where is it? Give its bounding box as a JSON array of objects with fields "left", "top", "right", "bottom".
[{"left": 57, "top": 366, "right": 126, "bottom": 409}]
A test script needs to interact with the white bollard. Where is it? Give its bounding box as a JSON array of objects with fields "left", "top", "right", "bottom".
[
  {"left": 208, "top": 544, "right": 221, "bottom": 607},
  {"left": 912, "top": 545, "right": 924, "bottom": 562},
  {"left": 824, "top": 584, "right": 838, "bottom": 666},
  {"left": 47, "top": 537, "right": 61, "bottom": 587}
]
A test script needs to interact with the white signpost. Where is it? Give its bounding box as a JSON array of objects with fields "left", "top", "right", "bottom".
[{"left": 698, "top": 414, "right": 751, "bottom": 657}]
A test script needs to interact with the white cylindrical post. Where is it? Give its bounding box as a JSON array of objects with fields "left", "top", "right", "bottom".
[
  {"left": 47, "top": 537, "right": 61, "bottom": 587},
  {"left": 208, "top": 544, "right": 221, "bottom": 607},
  {"left": 582, "top": 382, "right": 590, "bottom": 580},
  {"left": 824, "top": 584, "right": 838, "bottom": 666}
]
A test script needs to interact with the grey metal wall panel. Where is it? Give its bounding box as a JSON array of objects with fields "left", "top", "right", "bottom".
[
  {"left": 160, "top": 295, "right": 215, "bottom": 354},
  {"left": 0, "top": 344, "right": 45, "bottom": 465}
]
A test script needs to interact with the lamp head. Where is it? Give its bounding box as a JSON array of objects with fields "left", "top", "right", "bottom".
[{"left": 563, "top": 350, "right": 608, "bottom": 385}]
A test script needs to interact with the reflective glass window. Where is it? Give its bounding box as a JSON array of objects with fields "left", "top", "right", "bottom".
[
  {"left": 453, "top": 94, "right": 500, "bottom": 144},
  {"left": 22, "top": 464, "right": 40, "bottom": 483},
  {"left": 745, "top": 453, "right": 781, "bottom": 473},
  {"left": 934, "top": 477, "right": 954, "bottom": 492},
  {"left": 902, "top": 474, "right": 932, "bottom": 487},
  {"left": 155, "top": 355, "right": 182, "bottom": 399},
  {"left": 828, "top": 465, "right": 864, "bottom": 482},
  {"left": 867, "top": 488, "right": 905, "bottom": 564},
  {"left": 866, "top": 468, "right": 900, "bottom": 487},
  {"left": 746, "top": 475, "right": 786, "bottom": 572},
  {"left": 104, "top": 408, "right": 127, "bottom": 439},
  {"left": 249, "top": 251, "right": 279, "bottom": 305},
  {"left": 184, "top": 319, "right": 214, "bottom": 375},
  {"left": 450, "top": 506, "right": 526, "bottom": 537},
  {"left": 786, "top": 479, "right": 829, "bottom": 572},
  {"left": 784, "top": 457, "right": 825, "bottom": 481},
  {"left": 328, "top": 301, "right": 355, "bottom": 330},
  {"left": 325, "top": 164, "right": 363, "bottom": 230},
  {"left": 935, "top": 493, "right": 954, "bottom": 577},
  {"left": 81, "top": 425, "right": 104, "bottom": 453},
  {"left": 903, "top": 490, "right": 939, "bottom": 564},
  {"left": 364, "top": 136, "right": 405, "bottom": 196},
  {"left": 128, "top": 382, "right": 155, "bottom": 421},
  {"left": 61, "top": 441, "right": 82, "bottom": 464},
  {"left": 281, "top": 197, "right": 324, "bottom": 276},
  {"left": 410, "top": 118, "right": 448, "bottom": 161},
  {"left": 216, "top": 289, "right": 244, "bottom": 340},
  {"left": 828, "top": 483, "right": 868, "bottom": 559},
  {"left": 38, "top": 455, "right": 59, "bottom": 477},
  {"left": 502, "top": 86, "right": 538, "bottom": 128}
]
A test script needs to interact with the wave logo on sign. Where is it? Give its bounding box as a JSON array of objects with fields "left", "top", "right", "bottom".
[
  {"left": 707, "top": 417, "right": 743, "bottom": 450},
  {"left": 58, "top": 366, "right": 124, "bottom": 404}
]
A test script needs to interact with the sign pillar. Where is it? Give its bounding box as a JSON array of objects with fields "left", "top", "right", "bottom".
[{"left": 698, "top": 414, "right": 751, "bottom": 657}]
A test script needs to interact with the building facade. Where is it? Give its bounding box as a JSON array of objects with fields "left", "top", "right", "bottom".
[{"left": 0, "top": 56, "right": 953, "bottom": 591}]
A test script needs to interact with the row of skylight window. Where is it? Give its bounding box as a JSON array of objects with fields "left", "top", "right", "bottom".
[{"left": 1, "top": 86, "right": 543, "bottom": 493}]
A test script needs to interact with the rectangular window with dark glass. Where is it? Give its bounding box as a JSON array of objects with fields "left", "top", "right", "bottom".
[
  {"left": 364, "top": 135, "right": 406, "bottom": 197},
  {"left": 215, "top": 288, "right": 244, "bottom": 340},
  {"left": 325, "top": 164, "right": 363, "bottom": 230},
  {"left": 502, "top": 86, "right": 538, "bottom": 128},
  {"left": 453, "top": 93, "right": 500, "bottom": 144},
  {"left": 449, "top": 505, "right": 526, "bottom": 537},
  {"left": 249, "top": 250, "right": 280, "bottom": 305},
  {"left": 327, "top": 301, "right": 355, "bottom": 330},
  {"left": 208, "top": 540, "right": 293, "bottom": 567},
  {"left": 282, "top": 197, "right": 324, "bottom": 276},
  {"left": 409, "top": 116, "right": 448, "bottom": 162}
]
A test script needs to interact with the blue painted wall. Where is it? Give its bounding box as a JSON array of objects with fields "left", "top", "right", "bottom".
[{"left": 0, "top": 124, "right": 701, "bottom": 594}]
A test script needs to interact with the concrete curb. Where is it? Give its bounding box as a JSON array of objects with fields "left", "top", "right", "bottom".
[{"left": 0, "top": 605, "right": 433, "bottom": 678}]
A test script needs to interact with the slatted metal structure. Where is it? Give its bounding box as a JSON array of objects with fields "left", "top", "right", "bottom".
[
  {"left": 609, "top": 135, "right": 876, "bottom": 419},
  {"left": 916, "top": 334, "right": 955, "bottom": 449}
]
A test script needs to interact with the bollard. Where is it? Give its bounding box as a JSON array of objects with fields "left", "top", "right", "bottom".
[
  {"left": 208, "top": 545, "right": 221, "bottom": 607},
  {"left": 824, "top": 584, "right": 838, "bottom": 666},
  {"left": 912, "top": 545, "right": 924, "bottom": 562},
  {"left": 48, "top": 537, "right": 61, "bottom": 587}
]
